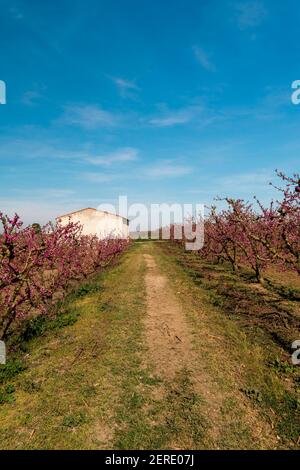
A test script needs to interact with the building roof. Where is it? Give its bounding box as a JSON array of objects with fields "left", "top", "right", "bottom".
[{"left": 56, "top": 207, "right": 129, "bottom": 222}]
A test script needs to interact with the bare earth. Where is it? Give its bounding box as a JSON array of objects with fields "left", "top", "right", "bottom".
[
  {"left": 143, "top": 249, "right": 278, "bottom": 449},
  {"left": 144, "top": 253, "right": 193, "bottom": 379}
]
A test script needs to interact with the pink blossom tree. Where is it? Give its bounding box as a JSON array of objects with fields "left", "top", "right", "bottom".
[{"left": 0, "top": 213, "right": 128, "bottom": 339}]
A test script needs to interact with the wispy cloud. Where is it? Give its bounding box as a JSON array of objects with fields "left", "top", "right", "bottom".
[
  {"left": 86, "top": 147, "right": 138, "bottom": 165},
  {"left": 193, "top": 46, "right": 215, "bottom": 71},
  {"left": 0, "top": 198, "right": 64, "bottom": 225},
  {"left": 12, "top": 188, "right": 76, "bottom": 198},
  {"left": 58, "top": 104, "right": 119, "bottom": 129},
  {"left": 234, "top": 1, "right": 267, "bottom": 30},
  {"left": 9, "top": 6, "right": 23, "bottom": 20},
  {"left": 149, "top": 105, "right": 202, "bottom": 127},
  {"left": 217, "top": 170, "right": 273, "bottom": 192},
  {"left": 111, "top": 77, "right": 139, "bottom": 98},
  {"left": 146, "top": 161, "right": 193, "bottom": 178},
  {"left": 0, "top": 196, "right": 103, "bottom": 226},
  {"left": 0, "top": 136, "right": 138, "bottom": 167},
  {"left": 186, "top": 170, "right": 277, "bottom": 207},
  {"left": 0, "top": 137, "right": 90, "bottom": 161},
  {"left": 83, "top": 172, "right": 115, "bottom": 183},
  {"left": 21, "top": 91, "right": 42, "bottom": 106}
]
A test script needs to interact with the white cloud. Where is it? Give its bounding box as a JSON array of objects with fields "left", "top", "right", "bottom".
[
  {"left": 12, "top": 188, "right": 76, "bottom": 198},
  {"left": 217, "top": 170, "right": 273, "bottom": 192},
  {"left": 235, "top": 1, "right": 267, "bottom": 30},
  {"left": 0, "top": 198, "right": 77, "bottom": 226},
  {"left": 199, "top": 170, "right": 274, "bottom": 198},
  {"left": 186, "top": 170, "right": 278, "bottom": 209},
  {"left": 21, "top": 91, "right": 42, "bottom": 106},
  {"left": 0, "top": 138, "right": 90, "bottom": 160},
  {"left": 83, "top": 173, "right": 115, "bottom": 183},
  {"left": 146, "top": 161, "right": 193, "bottom": 178},
  {"left": 86, "top": 147, "right": 138, "bottom": 165},
  {"left": 111, "top": 77, "right": 139, "bottom": 98},
  {"left": 85, "top": 159, "right": 192, "bottom": 181},
  {"left": 58, "top": 104, "right": 119, "bottom": 129},
  {"left": 150, "top": 114, "right": 189, "bottom": 127},
  {"left": 0, "top": 137, "right": 138, "bottom": 168},
  {"left": 9, "top": 6, "right": 23, "bottom": 20},
  {"left": 149, "top": 105, "right": 202, "bottom": 127},
  {"left": 0, "top": 195, "right": 109, "bottom": 226},
  {"left": 193, "top": 46, "right": 215, "bottom": 71}
]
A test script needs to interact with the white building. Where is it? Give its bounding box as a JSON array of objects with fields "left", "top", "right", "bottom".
[{"left": 56, "top": 208, "right": 129, "bottom": 239}]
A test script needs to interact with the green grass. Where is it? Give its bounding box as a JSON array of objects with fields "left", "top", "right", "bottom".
[
  {"left": 114, "top": 368, "right": 207, "bottom": 450},
  {"left": 0, "top": 245, "right": 148, "bottom": 449},
  {"left": 156, "top": 242, "right": 300, "bottom": 448}
]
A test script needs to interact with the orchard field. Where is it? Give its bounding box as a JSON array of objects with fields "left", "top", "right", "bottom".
[{"left": 0, "top": 171, "right": 299, "bottom": 449}]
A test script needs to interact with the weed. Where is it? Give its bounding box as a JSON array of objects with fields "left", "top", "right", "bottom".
[
  {"left": 20, "top": 310, "right": 79, "bottom": 342},
  {"left": 271, "top": 357, "right": 298, "bottom": 376},
  {"left": 21, "top": 379, "right": 42, "bottom": 393},
  {"left": 0, "top": 359, "right": 25, "bottom": 384},
  {"left": 163, "top": 370, "right": 206, "bottom": 444},
  {"left": 73, "top": 283, "right": 103, "bottom": 299},
  {"left": 241, "top": 387, "right": 263, "bottom": 403},
  {"left": 0, "top": 384, "right": 16, "bottom": 405},
  {"left": 98, "top": 302, "right": 114, "bottom": 312},
  {"left": 82, "top": 385, "right": 97, "bottom": 398},
  {"left": 62, "top": 412, "right": 88, "bottom": 428}
]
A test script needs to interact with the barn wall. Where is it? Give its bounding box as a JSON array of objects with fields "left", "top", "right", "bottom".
[{"left": 58, "top": 210, "right": 129, "bottom": 239}]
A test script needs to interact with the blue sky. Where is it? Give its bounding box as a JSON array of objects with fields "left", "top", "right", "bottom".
[{"left": 0, "top": 0, "right": 299, "bottom": 224}]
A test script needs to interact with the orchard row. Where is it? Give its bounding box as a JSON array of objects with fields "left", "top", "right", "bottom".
[
  {"left": 172, "top": 171, "right": 300, "bottom": 283},
  {"left": 0, "top": 216, "right": 128, "bottom": 340}
]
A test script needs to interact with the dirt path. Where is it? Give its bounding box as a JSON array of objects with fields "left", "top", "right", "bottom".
[
  {"left": 144, "top": 253, "right": 194, "bottom": 379},
  {"left": 142, "top": 247, "right": 278, "bottom": 450}
]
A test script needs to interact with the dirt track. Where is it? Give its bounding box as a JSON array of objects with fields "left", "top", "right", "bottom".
[{"left": 143, "top": 249, "right": 278, "bottom": 449}]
